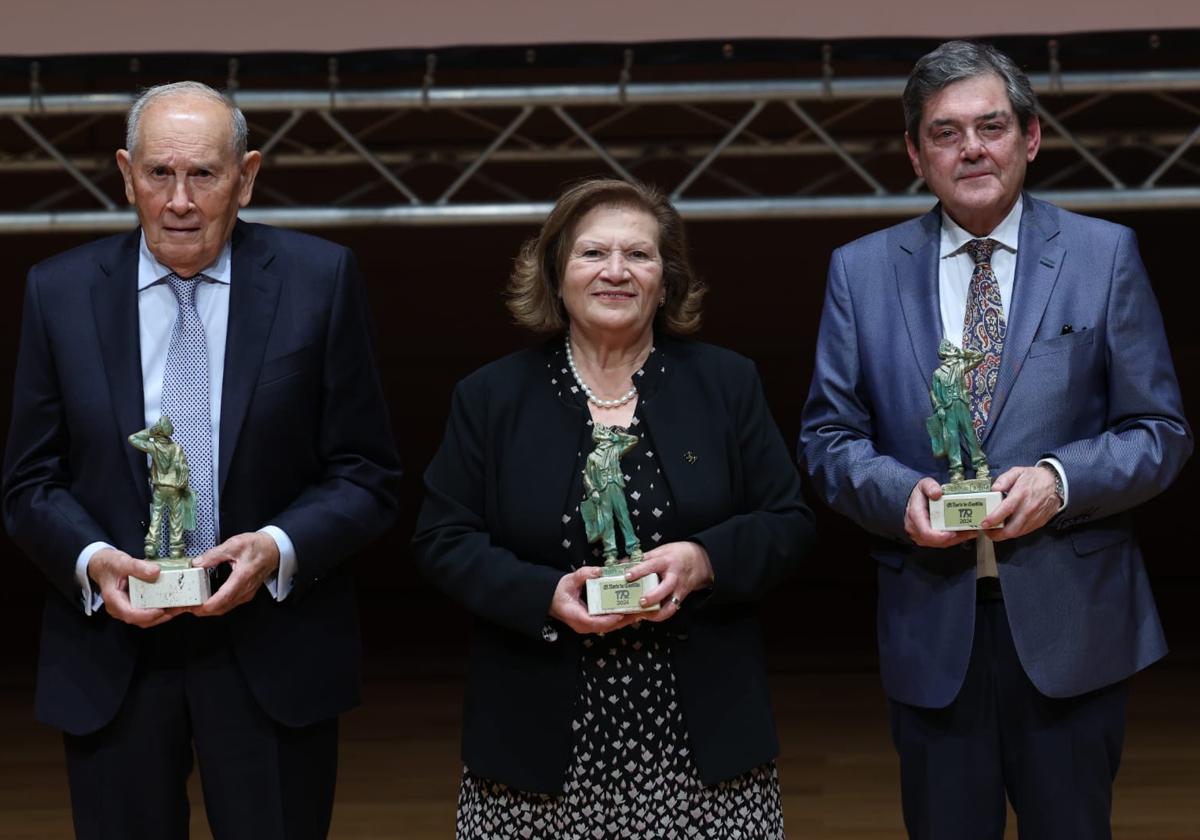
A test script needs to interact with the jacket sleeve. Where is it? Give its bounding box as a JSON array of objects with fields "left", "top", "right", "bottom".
[
  {"left": 799, "top": 247, "right": 925, "bottom": 541},
  {"left": 411, "top": 375, "right": 563, "bottom": 640},
  {"left": 2, "top": 268, "right": 110, "bottom": 609},
  {"left": 265, "top": 248, "right": 403, "bottom": 597},
  {"left": 690, "top": 356, "right": 816, "bottom": 606},
  {"left": 1045, "top": 227, "right": 1192, "bottom": 523}
]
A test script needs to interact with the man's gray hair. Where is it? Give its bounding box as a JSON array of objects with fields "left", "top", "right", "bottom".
[
  {"left": 903, "top": 41, "right": 1038, "bottom": 148},
  {"left": 125, "top": 81, "right": 249, "bottom": 158}
]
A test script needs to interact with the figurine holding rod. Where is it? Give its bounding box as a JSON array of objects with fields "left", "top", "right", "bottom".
[
  {"left": 581, "top": 423, "right": 644, "bottom": 566},
  {"left": 926, "top": 339, "right": 990, "bottom": 487},
  {"left": 128, "top": 415, "right": 196, "bottom": 564}
]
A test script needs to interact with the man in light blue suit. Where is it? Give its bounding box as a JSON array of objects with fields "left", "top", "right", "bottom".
[{"left": 800, "top": 41, "right": 1192, "bottom": 839}]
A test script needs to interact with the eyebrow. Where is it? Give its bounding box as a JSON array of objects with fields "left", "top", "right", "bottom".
[
  {"left": 928, "top": 110, "right": 1010, "bottom": 129},
  {"left": 141, "top": 159, "right": 223, "bottom": 171},
  {"left": 574, "top": 238, "right": 656, "bottom": 249}
]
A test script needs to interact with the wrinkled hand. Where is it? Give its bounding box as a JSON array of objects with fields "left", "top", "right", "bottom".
[
  {"left": 549, "top": 567, "right": 641, "bottom": 635},
  {"left": 982, "top": 466, "right": 1061, "bottom": 541},
  {"left": 87, "top": 548, "right": 178, "bottom": 628},
  {"left": 905, "top": 478, "right": 978, "bottom": 548},
  {"left": 622, "top": 541, "right": 714, "bottom": 622},
  {"left": 188, "top": 532, "right": 280, "bottom": 617}
]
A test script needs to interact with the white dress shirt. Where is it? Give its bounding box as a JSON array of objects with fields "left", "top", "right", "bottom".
[
  {"left": 74, "top": 235, "right": 297, "bottom": 613},
  {"left": 937, "top": 198, "right": 1068, "bottom": 577}
]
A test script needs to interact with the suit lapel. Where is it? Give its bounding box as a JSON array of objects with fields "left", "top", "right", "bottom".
[
  {"left": 982, "top": 196, "right": 1064, "bottom": 442},
  {"left": 93, "top": 231, "right": 150, "bottom": 509},
  {"left": 218, "top": 222, "right": 282, "bottom": 493},
  {"left": 895, "top": 207, "right": 944, "bottom": 381}
]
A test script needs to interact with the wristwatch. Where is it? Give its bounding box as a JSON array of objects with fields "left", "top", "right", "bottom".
[{"left": 1039, "top": 462, "right": 1065, "bottom": 508}]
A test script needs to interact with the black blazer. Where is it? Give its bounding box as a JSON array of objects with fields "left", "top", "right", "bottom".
[
  {"left": 412, "top": 336, "right": 815, "bottom": 793},
  {"left": 3, "top": 221, "right": 402, "bottom": 734}
]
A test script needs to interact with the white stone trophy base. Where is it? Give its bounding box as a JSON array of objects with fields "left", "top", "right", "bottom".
[
  {"left": 130, "top": 565, "right": 211, "bottom": 609},
  {"left": 586, "top": 567, "right": 662, "bottom": 615},
  {"left": 930, "top": 491, "right": 1004, "bottom": 531}
]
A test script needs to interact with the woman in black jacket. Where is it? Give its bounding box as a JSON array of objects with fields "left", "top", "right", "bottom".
[{"left": 413, "top": 178, "right": 815, "bottom": 839}]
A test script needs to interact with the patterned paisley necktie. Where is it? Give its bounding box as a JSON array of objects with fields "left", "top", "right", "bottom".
[
  {"left": 160, "top": 273, "right": 217, "bottom": 556},
  {"left": 960, "top": 238, "right": 1006, "bottom": 437}
]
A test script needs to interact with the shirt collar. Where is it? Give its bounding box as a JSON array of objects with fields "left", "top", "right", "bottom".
[
  {"left": 137, "top": 232, "right": 232, "bottom": 291},
  {"left": 939, "top": 195, "right": 1023, "bottom": 260}
]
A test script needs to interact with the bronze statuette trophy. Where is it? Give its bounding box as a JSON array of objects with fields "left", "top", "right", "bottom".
[
  {"left": 581, "top": 423, "right": 661, "bottom": 615},
  {"left": 926, "top": 340, "right": 1003, "bottom": 530},
  {"left": 127, "top": 416, "right": 212, "bottom": 607}
]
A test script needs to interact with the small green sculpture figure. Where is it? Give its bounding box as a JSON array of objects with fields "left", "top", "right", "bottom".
[
  {"left": 927, "top": 339, "right": 991, "bottom": 488},
  {"left": 128, "top": 416, "right": 196, "bottom": 562},
  {"left": 580, "top": 423, "right": 644, "bottom": 565}
]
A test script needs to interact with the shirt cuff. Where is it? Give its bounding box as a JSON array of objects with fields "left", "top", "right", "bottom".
[
  {"left": 76, "top": 542, "right": 111, "bottom": 616},
  {"left": 259, "top": 525, "right": 296, "bottom": 601},
  {"left": 1036, "top": 457, "right": 1069, "bottom": 511}
]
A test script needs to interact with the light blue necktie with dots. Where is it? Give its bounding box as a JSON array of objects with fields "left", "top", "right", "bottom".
[{"left": 160, "top": 273, "right": 217, "bottom": 556}]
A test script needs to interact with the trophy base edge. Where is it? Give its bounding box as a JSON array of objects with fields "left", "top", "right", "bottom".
[
  {"left": 930, "top": 491, "right": 1004, "bottom": 532},
  {"left": 130, "top": 565, "right": 211, "bottom": 609},
  {"left": 586, "top": 570, "right": 662, "bottom": 615}
]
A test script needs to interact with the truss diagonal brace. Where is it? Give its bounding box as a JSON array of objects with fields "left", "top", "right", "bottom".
[
  {"left": 12, "top": 114, "right": 117, "bottom": 210},
  {"left": 437, "top": 106, "right": 534, "bottom": 205},
  {"left": 1143, "top": 122, "right": 1200, "bottom": 188},
  {"left": 551, "top": 106, "right": 636, "bottom": 182},
  {"left": 671, "top": 101, "right": 766, "bottom": 200},
  {"left": 1037, "top": 105, "right": 1125, "bottom": 190},
  {"left": 260, "top": 110, "right": 305, "bottom": 158},
  {"left": 785, "top": 101, "right": 886, "bottom": 195},
  {"left": 317, "top": 111, "right": 421, "bottom": 204}
]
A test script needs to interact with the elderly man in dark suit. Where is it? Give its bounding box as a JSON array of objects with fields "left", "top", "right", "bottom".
[
  {"left": 3, "top": 81, "right": 401, "bottom": 840},
  {"left": 800, "top": 42, "right": 1192, "bottom": 838}
]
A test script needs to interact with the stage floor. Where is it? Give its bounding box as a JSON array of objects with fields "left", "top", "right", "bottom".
[{"left": 1, "top": 663, "right": 1196, "bottom": 838}]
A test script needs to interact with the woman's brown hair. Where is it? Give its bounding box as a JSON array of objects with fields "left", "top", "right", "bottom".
[{"left": 505, "top": 178, "right": 705, "bottom": 334}]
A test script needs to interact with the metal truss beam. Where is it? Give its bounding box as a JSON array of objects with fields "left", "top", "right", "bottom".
[
  {"left": 2, "top": 68, "right": 1199, "bottom": 233},
  {"left": 0, "top": 132, "right": 1194, "bottom": 174},
  {"left": 4, "top": 70, "right": 1200, "bottom": 115},
  {"left": 4, "top": 188, "right": 1199, "bottom": 233}
]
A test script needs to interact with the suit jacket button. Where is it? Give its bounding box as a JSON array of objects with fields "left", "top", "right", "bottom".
[{"left": 541, "top": 624, "right": 559, "bottom": 643}]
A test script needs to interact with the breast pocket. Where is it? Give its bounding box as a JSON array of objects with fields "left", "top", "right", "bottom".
[
  {"left": 1028, "top": 328, "right": 1094, "bottom": 358},
  {"left": 256, "top": 345, "right": 317, "bottom": 389}
]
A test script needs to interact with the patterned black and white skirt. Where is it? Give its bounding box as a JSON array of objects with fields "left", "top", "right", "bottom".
[{"left": 457, "top": 623, "right": 784, "bottom": 839}]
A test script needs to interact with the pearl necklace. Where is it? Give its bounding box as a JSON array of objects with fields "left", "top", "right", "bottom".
[{"left": 564, "top": 334, "right": 640, "bottom": 408}]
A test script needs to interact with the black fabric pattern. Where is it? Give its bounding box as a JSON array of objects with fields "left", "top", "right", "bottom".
[{"left": 456, "top": 343, "right": 783, "bottom": 839}]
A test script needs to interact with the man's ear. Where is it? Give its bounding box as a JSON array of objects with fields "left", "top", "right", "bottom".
[
  {"left": 904, "top": 132, "right": 923, "bottom": 180},
  {"left": 115, "top": 149, "right": 137, "bottom": 205},
  {"left": 237, "top": 151, "right": 262, "bottom": 208},
  {"left": 1024, "top": 114, "right": 1042, "bottom": 163}
]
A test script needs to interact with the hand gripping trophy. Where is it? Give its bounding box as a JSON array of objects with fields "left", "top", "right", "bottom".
[
  {"left": 580, "top": 423, "right": 660, "bottom": 614},
  {"left": 126, "top": 416, "right": 211, "bottom": 606},
  {"left": 925, "top": 340, "right": 1003, "bottom": 530}
]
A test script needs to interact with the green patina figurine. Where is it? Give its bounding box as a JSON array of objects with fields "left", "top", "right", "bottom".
[
  {"left": 128, "top": 415, "right": 196, "bottom": 565},
  {"left": 927, "top": 339, "right": 992, "bottom": 492},
  {"left": 580, "top": 423, "right": 644, "bottom": 565}
]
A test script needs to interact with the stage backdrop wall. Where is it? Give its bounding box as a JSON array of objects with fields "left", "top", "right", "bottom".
[{"left": 3, "top": 0, "right": 1200, "bottom": 55}]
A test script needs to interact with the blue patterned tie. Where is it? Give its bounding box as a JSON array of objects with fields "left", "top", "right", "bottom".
[
  {"left": 960, "top": 238, "right": 1006, "bottom": 437},
  {"left": 160, "top": 273, "right": 216, "bottom": 556}
]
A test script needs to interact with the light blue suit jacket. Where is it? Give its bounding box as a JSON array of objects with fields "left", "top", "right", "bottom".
[{"left": 800, "top": 195, "right": 1192, "bottom": 707}]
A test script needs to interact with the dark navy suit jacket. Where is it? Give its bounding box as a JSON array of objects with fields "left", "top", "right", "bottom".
[
  {"left": 801, "top": 196, "right": 1192, "bottom": 708},
  {"left": 3, "top": 221, "right": 402, "bottom": 734}
]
